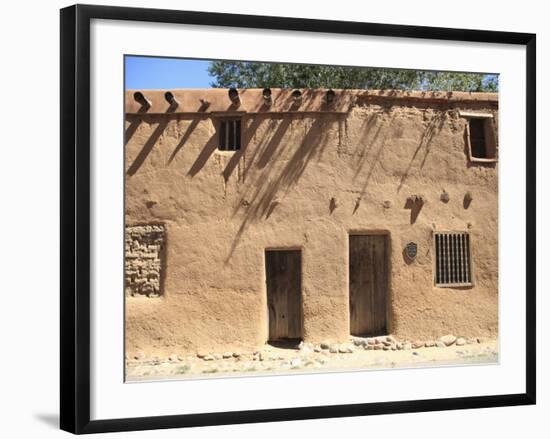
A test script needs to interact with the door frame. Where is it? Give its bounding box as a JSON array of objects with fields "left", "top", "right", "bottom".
[{"left": 348, "top": 230, "right": 392, "bottom": 336}]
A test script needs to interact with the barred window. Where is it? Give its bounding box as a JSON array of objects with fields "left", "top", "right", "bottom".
[
  {"left": 434, "top": 232, "right": 473, "bottom": 287},
  {"left": 219, "top": 118, "right": 241, "bottom": 151}
]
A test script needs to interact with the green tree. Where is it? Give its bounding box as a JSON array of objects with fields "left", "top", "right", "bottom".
[
  {"left": 421, "top": 71, "right": 498, "bottom": 92},
  {"left": 208, "top": 61, "right": 498, "bottom": 92}
]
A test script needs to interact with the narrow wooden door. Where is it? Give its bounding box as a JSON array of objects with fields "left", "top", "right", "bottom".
[
  {"left": 349, "top": 234, "right": 388, "bottom": 336},
  {"left": 265, "top": 250, "right": 303, "bottom": 341}
]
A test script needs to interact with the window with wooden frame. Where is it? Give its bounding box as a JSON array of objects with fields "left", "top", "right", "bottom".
[
  {"left": 434, "top": 231, "right": 473, "bottom": 287},
  {"left": 218, "top": 118, "right": 242, "bottom": 151},
  {"left": 459, "top": 111, "right": 498, "bottom": 163}
]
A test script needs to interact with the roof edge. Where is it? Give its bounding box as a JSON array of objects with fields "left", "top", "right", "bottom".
[{"left": 125, "top": 88, "right": 498, "bottom": 115}]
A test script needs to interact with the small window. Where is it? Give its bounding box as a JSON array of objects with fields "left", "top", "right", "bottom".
[
  {"left": 434, "top": 232, "right": 473, "bottom": 287},
  {"left": 462, "top": 113, "right": 497, "bottom": 162},
  {"left": 219, "top": 119, "right": 241, "bottom": 151}
]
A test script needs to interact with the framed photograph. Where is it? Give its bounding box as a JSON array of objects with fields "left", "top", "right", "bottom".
[{"left": 60, "top": 4, "right": 536, "bottom": 434}]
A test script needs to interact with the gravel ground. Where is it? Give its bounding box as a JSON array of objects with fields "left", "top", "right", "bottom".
[{"left": 126, "top": 338, "right": 498, "bottom": 382}]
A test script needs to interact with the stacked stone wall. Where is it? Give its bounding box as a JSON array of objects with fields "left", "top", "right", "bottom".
[{"left": 125, "top": 225, "right": 165, "bottom": 297}]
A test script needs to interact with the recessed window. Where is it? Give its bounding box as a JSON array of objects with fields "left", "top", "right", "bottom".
[
  {"left": 434, "top": 232, "right": 473, "bottom": 287},
  {"left": 461, "top": 112, "right": 498, "bottom": 162},
  {"left": 219, "top": 119, "right": 241, "bottom": 151}
]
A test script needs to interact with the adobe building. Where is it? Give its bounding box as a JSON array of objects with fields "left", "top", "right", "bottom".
[{"left": 124, "top": 88, "right": 498, "bottom": 356}]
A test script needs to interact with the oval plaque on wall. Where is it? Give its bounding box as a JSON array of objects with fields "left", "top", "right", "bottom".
[{"left": 405, "top": 242, "right": 418, "bottom": 260}]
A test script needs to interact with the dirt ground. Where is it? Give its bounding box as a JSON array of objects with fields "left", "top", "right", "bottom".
[{"left": 126, "top": 337, "right": 498, "bottom": 382}]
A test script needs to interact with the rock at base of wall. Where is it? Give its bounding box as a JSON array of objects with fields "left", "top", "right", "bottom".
[{"left": 438, "top": 334, "right": 457, "bottom": 346}]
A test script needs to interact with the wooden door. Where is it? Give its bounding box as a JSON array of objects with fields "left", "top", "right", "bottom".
[
  {"left": 266, "top": 250, "right": 303, "bottom": 341},
  {"left": 349, "top": 234, "right": 388, "bottom": 336}
]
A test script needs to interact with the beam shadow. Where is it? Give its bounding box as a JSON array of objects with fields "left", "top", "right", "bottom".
[
  {"left": 397, "top": 112, "right": 445, "bottom": 192},
  {"left": 226, "top": 117, "right": 330, "bottom": 261},
  {"left": 126, "top": 119, "right": 168, "bottom": 176},
  {"left": 187, "top": 133, "right": 218, "bottom": 177},
  {"left": 167, "top": 118, "right": 201, "bottom": 165},
  {"left": 404, "top": 197, "right": 424, "bottom": 224},
  {"left": 124, "top": 116, "right": 142, "bottom": 145},
  {"left": 223, "top": 115, "right": 264, "bottom": 182}
]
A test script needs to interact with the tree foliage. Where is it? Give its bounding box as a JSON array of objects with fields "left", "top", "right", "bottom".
[{"left": 208, "top": 61, "right": 498, "bottom": 92}]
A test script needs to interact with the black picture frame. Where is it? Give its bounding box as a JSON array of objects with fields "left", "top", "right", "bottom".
[{"left": 60, "top": 4, "right": 536, "bottom": 434}]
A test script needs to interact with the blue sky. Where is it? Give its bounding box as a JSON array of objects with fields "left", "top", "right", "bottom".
[
  {"left": 125, "top": 56, "right": 211, "bottom": 89},
  {"left": 125, "top": 55, "right": 498, "bottom": 91}
]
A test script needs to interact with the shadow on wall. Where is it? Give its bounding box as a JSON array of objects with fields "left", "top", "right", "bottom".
[
  {"left": 34, "top": 413, "right": 59, "bottom": 430},
  {"left": 125, "top": 115, "right": 142, "bottom": 145},
  {"left": 126, "top": 118, "right": 169, "bottom": 176},
  {"left": 125, "top": 106, "right": 453, "bottom": 264},
  {"left": 127, "top": 100, "right": 213, "bottom": 175},
  {"left": 351, "top": 112, "right": 396, "bottom": 205},
  {"left": 168, "top": 100, "right": 212, "bottom": 165},
  {"left": 187, "top": 133, "right": 219, "bottom": 177},
  {"left": 225, "top": 115, "right": 332, "bottom": 261},
  {"left": 404, "top": 197, "right": 424, "bottom": 224},
  {"left": 124, "top": 103, "right": 158, "bottom": 145},
  {"left": 397, "top": 111, "right": 446, "bottom": 193},
  {"left": 223, "top": 115, "right": 265, "bottom": 182},
  {"left": 167, "top": 118, "right": 202, "bottom": 165},
  {"left": 125, "top": 112, "right": 258, "bottom": 179}
]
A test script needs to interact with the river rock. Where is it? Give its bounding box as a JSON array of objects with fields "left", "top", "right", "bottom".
[
  {"left": 439, "top": 335, "right": 457, "bottom": 346},
  {"left": 339, "top": 344, "right": 353, "bottom": 353}
]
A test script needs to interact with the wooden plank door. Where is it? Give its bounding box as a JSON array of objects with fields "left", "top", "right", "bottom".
[
  {"left": 265, "top": 250, "right": 303, "bottom": 341},
  {"left": 349, "top": 234, "right": 388, "bottom": 336}
]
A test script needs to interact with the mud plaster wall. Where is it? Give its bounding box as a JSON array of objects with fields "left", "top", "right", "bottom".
[{"left": 124, "top": 97, "right": 498, "bottom": 356}]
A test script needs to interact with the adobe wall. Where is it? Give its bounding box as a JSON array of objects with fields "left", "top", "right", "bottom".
[{"left": 124, "top": 89, "right": 498, "bottom": 356}]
